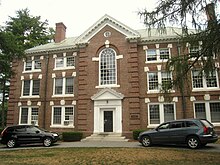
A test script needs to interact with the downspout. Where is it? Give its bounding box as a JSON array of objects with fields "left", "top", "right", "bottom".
[
  {"left": 43, "top": 52, "right": 49, "bottom": 128},
  {"left": 177, "top": 40, "right": 186, "bottom": 119}
]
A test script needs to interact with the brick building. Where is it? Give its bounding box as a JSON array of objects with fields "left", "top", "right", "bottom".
[{"left": 7, "top": 15, "right": 220, "bottom": 138}]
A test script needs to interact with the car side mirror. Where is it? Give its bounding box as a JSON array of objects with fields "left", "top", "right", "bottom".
[{"left": 36, "top": 131, "right": 40, "bottom": 134}]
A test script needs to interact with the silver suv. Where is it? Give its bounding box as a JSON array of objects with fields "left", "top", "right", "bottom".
[{"left": 138, "top": 119, "right": 218, "bottom": 149}]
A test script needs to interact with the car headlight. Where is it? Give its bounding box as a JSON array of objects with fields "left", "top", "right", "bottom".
[{"left": 53, "top": 133, "right": 58, "bottom": 137}]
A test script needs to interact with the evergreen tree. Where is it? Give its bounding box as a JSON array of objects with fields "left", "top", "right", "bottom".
[{"left": 0, "top": 8, "right": 54, "bottom": 127}]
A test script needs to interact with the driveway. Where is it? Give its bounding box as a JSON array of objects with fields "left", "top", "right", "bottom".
[{"left": 0, "top": 141, "right": 220, "bottom": 152}]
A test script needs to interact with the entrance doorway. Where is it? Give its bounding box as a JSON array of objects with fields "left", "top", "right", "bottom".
[{"left": 104, "top": 111, "right": 113, "bottom": 132}]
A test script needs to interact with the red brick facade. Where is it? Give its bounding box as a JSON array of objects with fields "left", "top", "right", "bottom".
[{"left": 7, "top": 15, "right": 220, "bottom": 138}]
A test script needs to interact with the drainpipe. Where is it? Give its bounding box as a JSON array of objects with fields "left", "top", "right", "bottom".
[
  {"left": 43, "top": 52, "right": 49, "bottom": 128},
  {"left": 177, "top": 40, "right": 186, "bottom": 119}
]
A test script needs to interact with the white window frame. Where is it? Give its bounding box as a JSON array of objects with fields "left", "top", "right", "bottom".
[
  {"left": 98, "top": 48, "right": 118, "bottom": 87},
  {"left": 148, "top": 103, "right": 176, "bottom": 128},
  {"left": 52, "top": 77, "right": 74, "bottom": 97},
  {"left": 191, "top": 70, "right": 219, "bottom": 91},
  {"left": 51, "top": 106, "right": 74, "bottom": 128},
  {"left": 54, "top": 53, "right": 75, "bottom": 70},
  {"left": 147, "top": 71, "right": 173, "bottom": 93},
  {"left": 193, "top": 101, "right": 220, "bottom": 126},
  {"left": 21, "top": 79, "right": 40, "bottom": 98},
  {"left": 145, "top": 47, "right": 171, "bottom": 63},
  {"left": 19, "top": 107, "right": 39, "bottom": 125},
  {"left": 23, "top": 56, "right": 41, "bottom": 73}
]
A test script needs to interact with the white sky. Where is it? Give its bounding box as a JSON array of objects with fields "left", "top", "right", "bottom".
[{"left": 0, "top": 0, "right": 157, "bottom": 37}]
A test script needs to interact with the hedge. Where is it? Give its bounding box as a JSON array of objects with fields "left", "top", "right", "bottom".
[
  {"left": 133, "top": 129, "right": 146, "bottom": 140},
  {"left": 62, "top": 132, "right": 83, "bottom": 142}
]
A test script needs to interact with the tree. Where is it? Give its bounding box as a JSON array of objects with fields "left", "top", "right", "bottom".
[
  {"left": 0, "top": 30, "right": 23, "bottom": 127},
  {"left": 139, "top": 0, "right": 219, "bottom": 78},
  {"left": 0, "top": 8, "right": 54, "bottom": 127},
  {"left": 138, "top": 0, "right": 219, "bottom": 117}
]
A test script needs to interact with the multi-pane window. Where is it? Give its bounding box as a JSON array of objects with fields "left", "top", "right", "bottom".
[
  {"left": 22, "top": 80, "right": 40, "bottom": 96},
  {"left": 210, "top": 103, "right": 220, "bottom": 123},
  {"left": 194, "top": 103, "right": 206, "bottom": 119},
  {"left": 54, "top": 77, "right": 74, "bottom": 95},
  {"left": 146, "top": 48, "right": 170, "bottom": 62},
  {"left": 159, "top": 48, "right": 170, "bottom": 60},
  {"left": 189, "top": 45, "right": 200, "bottom": 58},
  {"left": 53, "top": 107, "right": 62, "bottom": 124},
  {"left": 55, "top": 56, "right": 75, "bottom": 69},
  {"left": 52, "top": 106, "right": 74, "bottom": 127},
  {"left": 148, "top": 72, "right": 158, "bottom": 90},
  {"left": 194, "top": 102, "right": 220, "bottom": 123},
  {"left": 161, "top": 72, "right": 172, "bottom": 89},
  {"left": 146, "top": 49, "right": 157, "bottom": 61},
  {"left": 55, "top": 78, "right": 63, "bottom": 95},
  {"left": 192, "top": 70, "right": 218, "bottom": 89},
  {"left": 149, "top": 103, "right": 175, "bottom": 125},
  {"left": 20, "top": 107, "right": 39, "bottom": 125},
  {"left": 65, "top": 78, "right": 74, "bottom": 94},
  {"left": 99, "top": 48, "right": 116, "bottom": 86},
  {"left": 24, "top": 56, "right": 41, "bottom": 71},
  {"left": 149, "top": 104, "right": 160, "bottom": 124},
  {"left": 147, "top": 71, "right": 172, "bottom": 92}
]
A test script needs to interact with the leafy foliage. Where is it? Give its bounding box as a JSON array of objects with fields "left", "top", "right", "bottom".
[
  {"left": 62, "top": 132, "right": 83, "bottom": 141},
  {"left": 0, "top": 8, "right": 54, "bottom": 127},
  {"left": 139, "top": 0, "right": 220, "bottom": 93}
]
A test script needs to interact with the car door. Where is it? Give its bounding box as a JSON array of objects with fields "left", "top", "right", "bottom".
[
  {"left": 15, "top": 126, "right": 28, "bottom": 144},
  {"left": 25, "top": 126, "right": 42, "bottom": 143},
  {"left": 168, "top": 121, "right": 187, "bottom": 143},
  {"left": 151, "top": 122, "right": 171, "bottom": 144}
]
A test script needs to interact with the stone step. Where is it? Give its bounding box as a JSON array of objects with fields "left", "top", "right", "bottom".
[{"left": 81, "top": 133, "right": 129, "bottom": 142}]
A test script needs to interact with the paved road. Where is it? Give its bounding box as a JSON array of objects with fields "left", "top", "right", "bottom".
[{"left": 0, "top": 141, "right": 220, "bottom": 152}]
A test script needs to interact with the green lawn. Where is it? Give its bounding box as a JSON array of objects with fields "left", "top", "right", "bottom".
[{"left": 0, "top": 147, "right": 219, "bottom": 165}]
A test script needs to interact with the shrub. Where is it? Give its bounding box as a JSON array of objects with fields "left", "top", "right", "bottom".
[
  {"left": 62, "top": 132, "right": 83, "bottom": 142},
  {"left": 133, "top": 129, "right": 146, "bottom": 140}
]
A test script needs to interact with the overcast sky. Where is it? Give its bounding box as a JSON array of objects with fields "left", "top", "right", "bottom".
[{"left": 0, "top": 0, "right": 157, "bottom": 37}]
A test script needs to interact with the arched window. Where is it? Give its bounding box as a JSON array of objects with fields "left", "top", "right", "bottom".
[{"left": 99, "top": 48, "right": 116, "bottom": 86}]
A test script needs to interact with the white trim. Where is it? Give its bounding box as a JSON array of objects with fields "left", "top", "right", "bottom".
[
  {"left": 19, "top": 106, "right": 39, "bottom": 125},
  {"left": 193, "top": 101, "right": 220, "bottom": 125},
  {"left": 98, "top": 48, "right": 118, "bottom": 87},
  {"left": 50, "top": 106, "right": 75, "bottom": 128},
  {"left": 147, "top": 102, "right": 176, "bottom": 128},
  {"left": 53, "top": 77, "right": 74, "bottom": 96},
  {"left": 21, "top": 79, "right": 40, "bottom": 97}
]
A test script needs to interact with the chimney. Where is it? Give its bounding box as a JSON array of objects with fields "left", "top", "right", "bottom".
[{"left": 54, "top": 22, "right": 66, "bottom": 43}]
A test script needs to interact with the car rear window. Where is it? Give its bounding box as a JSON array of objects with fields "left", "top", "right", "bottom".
[{"left": 200, "top": 119, "right": 213, "bottom": 127}]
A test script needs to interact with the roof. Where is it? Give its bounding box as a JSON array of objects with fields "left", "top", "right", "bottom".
[{"left": 25, "top": 14, "right": 197, "bottom": 54}]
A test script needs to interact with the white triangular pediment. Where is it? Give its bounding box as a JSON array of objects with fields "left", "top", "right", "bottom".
[
  {"left": 76, "top": 14, "right": 140, "bottom": 44},
  {"left": 91, "top": 88, "right": 124, "bottom": 101}
]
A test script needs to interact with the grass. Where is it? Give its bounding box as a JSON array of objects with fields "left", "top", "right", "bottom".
[{"left": 0, "top": 147, "right": 220, "bottom": 165}]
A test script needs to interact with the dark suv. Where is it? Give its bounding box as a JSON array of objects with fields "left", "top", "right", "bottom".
[
  {"left": 138, "top": 119, "right": 218, "bottom": 149},
  {"left": 0, "top": 125, "right": 59, "bottom": 148}
]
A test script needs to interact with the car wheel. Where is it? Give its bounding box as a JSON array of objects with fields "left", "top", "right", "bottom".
[
  {"left": 187, "top": 136, "right": 200, "bottom": 149},
  {"left": 141, "top": 136, "right": 151, "bottom": 147},
  {"left": 7, "top": 139, "right": 16, "bottom": 148},
  {"left": 43, "top": 137, "right": 52, "bottom": 147}
]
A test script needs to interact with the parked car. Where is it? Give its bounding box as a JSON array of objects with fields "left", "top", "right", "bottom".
[
  {"left": 138, "top": 119, "right": 218, "bottom": 149},
  {"left": 0, "top": 125, "right": 59, "bottom": 148}
]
